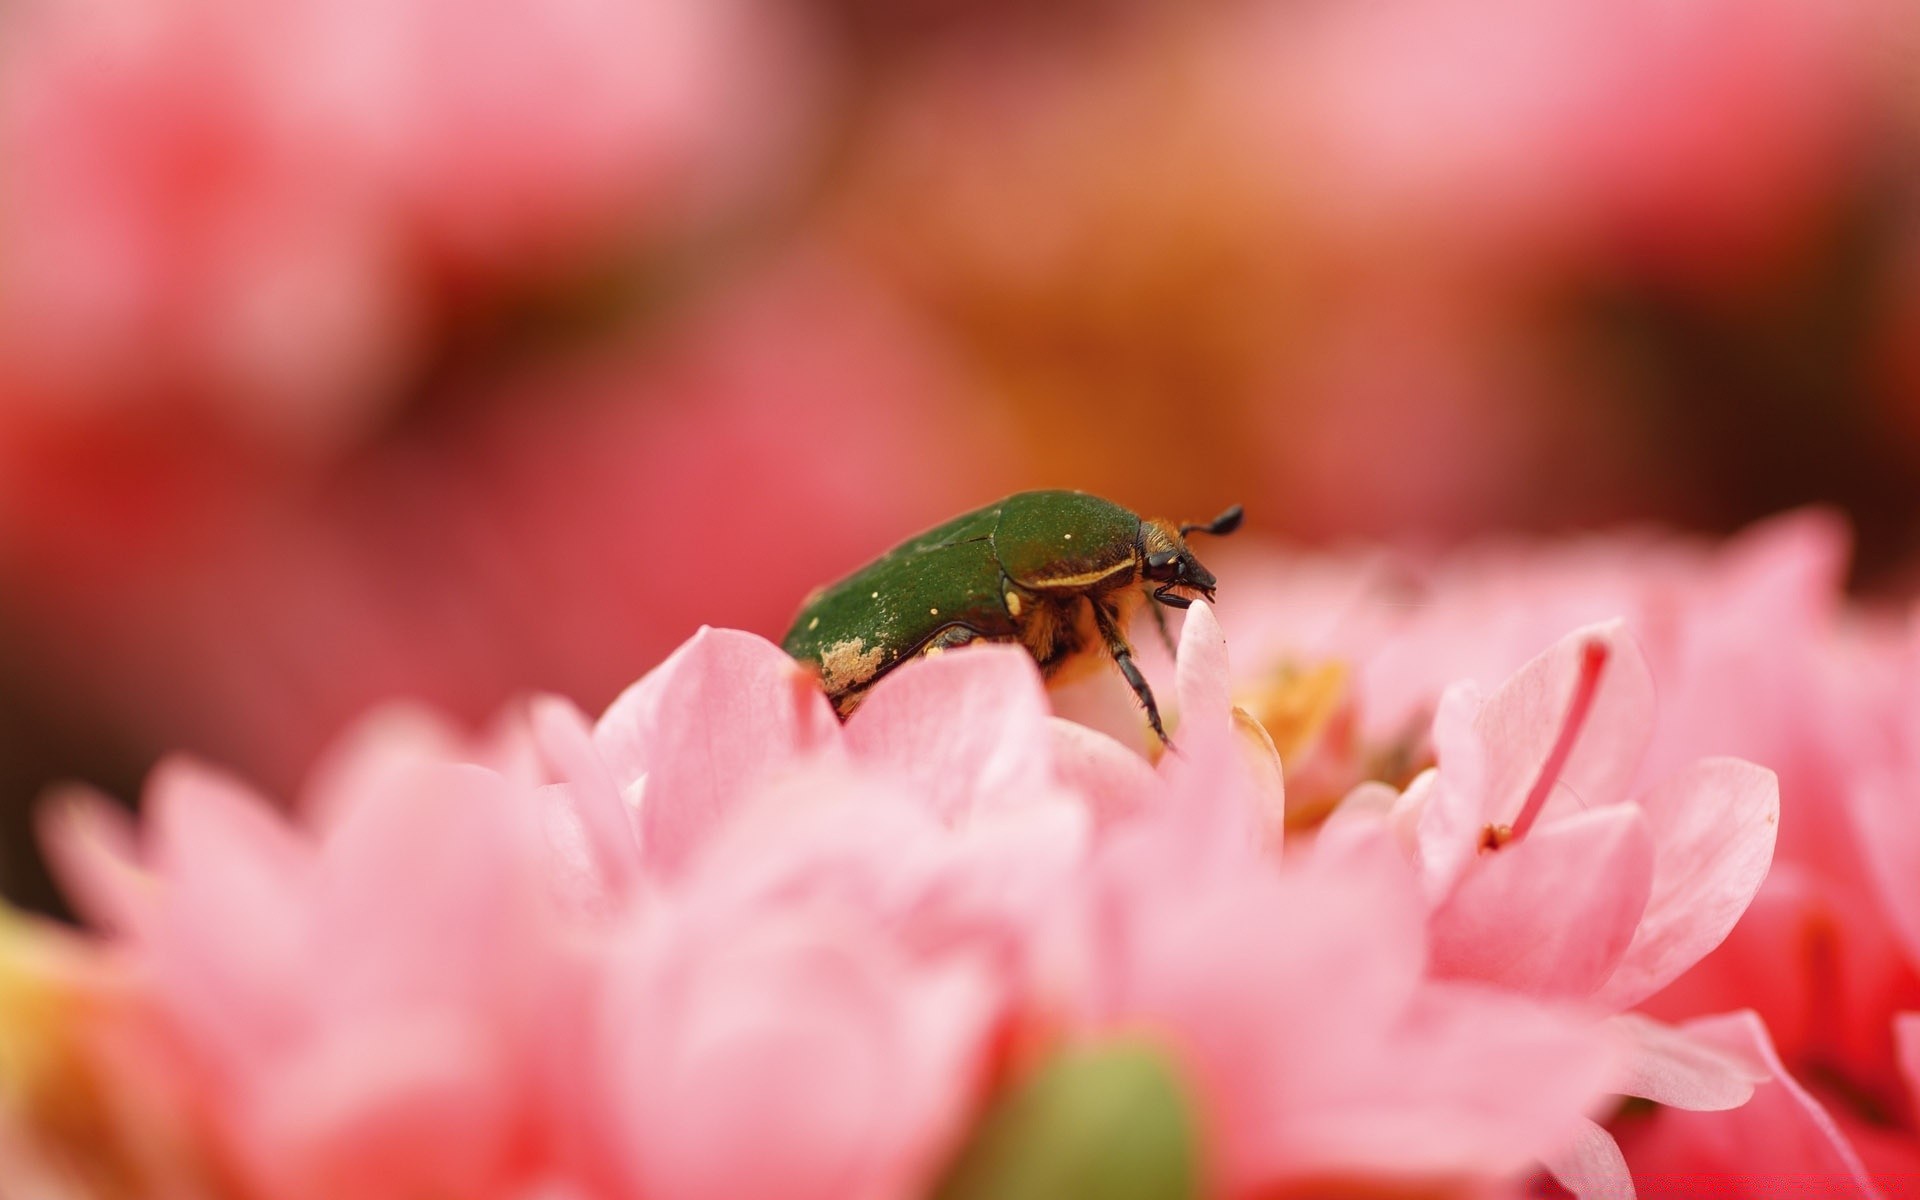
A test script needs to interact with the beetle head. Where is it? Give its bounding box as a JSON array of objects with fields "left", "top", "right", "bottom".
[{"left": 1141, "top": 504, "right": 1240, "bottom": 608}]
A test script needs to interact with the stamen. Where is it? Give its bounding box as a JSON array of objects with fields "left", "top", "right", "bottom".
[{"left": 1502, "top": 638, "right": 1610, "bottom": 846}]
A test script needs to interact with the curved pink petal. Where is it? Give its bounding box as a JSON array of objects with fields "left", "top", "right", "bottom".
[
  {"left": 600, "top": 908, "right": 997, "bottom": 1200},
  {"left": 1243, "top": 979, "right": 1618, "bottom": 1188},
  {"left": 1595, "top": 758, "right": 1780, "bottom": 1011},
  {"left": 1413, "top": 682, "right": 1490, "bottom": 894},
  {"left": 593, "top": 627, "right": 843, "bottom": 876},
  {"left": 238, "top": 1013, "right": 518, "bottom": 1200},
  {"left": 310, "top": 763, "right": 551, "bottom": 1019},
  {"left": 1542, "top": 1117, "right": 1634, "bottom": 1200},
  {"left": 1173, "top": 600, "right": 1232, "bottom": 736},
  {"left": 1853, "top": 775, "right": 1920, "bottom": 974},
  {"left": 530, "top": 694, "right": 640, "bottom": 902},
  {"left": 1429, "top": 805, "right": 1654, "bottom": 999},
  {"left": 844, "top": 645, "right": 1055, "bottom": 825},
  {"left": 37, "top": 784, "right": 150, "bottom": 935},
  {"left": 296, "top": 703, "right": 541, "bottom": 833},
  {"left": 146, "top": 757, "right": 311, "bottom": 889},
  {"left": 1047, "top": 717, "right": 1161, "bottom": 831},
  {"left": 136, "top": 759, "right": 320, "bottom": 1072},
  {"left": 1471, "top": 620, "right": 1655, "bottom": 830},
  {"left": 1626, "top": 1011, "right": 1884, "bottom": 1200},
  {"left": 680, "top": 761, "right": 1084, "bottom": 972},
  {"left": 1610, "top": 1012, "right": 1765, "bottom": 1111}
]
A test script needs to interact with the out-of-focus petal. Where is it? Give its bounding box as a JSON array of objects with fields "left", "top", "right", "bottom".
[
  {"left": 141, "top": 758, "right": 317, "bottom": 1076},
  {"left": 599, "top": 908, "right": 998, "bottom": 1200},
  {"left": 1429, "top": 805, "right": 1654, "bottom": 999},
  {"left": 309, "top": 762, "right": 550, "bottom": 1018},
  {"left": 1047, "top": 717, "right": 1161, "bottom": 831},
  {"left": 1542, "top": 1117, "right": 1635, "bottom": 1200},
  {"left": 529, "top": 694, "right": 640, "bottom": 903},
  {"left": 1854, "top": 775, "right": 1920, "bottom": 974},
  {"left": 593, "top": 626, "right": 842, "bottom": 876},
  {"left": 1597, "top": 758, "right": 1780, "bottom": 1011},
  {"left": 683, "top": 761, "right": 1084, "bottom": 974},
  {"left": 236, "top": 1013, "right": 518, "bottom": 1200},
  {"left": 1624, "top": 1010, "right": 1884, "bottom": 1200},
  {"left": 1610, "top": 1012, "right": 1766, "bottom": 1111},
  {"left": 37, "top": 785, "right": 149, "bottom": 935},
  {"left": 845, "top": 645, "right": 1056, "bottom": 824}
]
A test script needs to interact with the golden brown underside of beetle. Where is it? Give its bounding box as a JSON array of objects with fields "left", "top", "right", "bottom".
[{"left": 1021, "top": 577, "right": 1149, "bottom": 685}]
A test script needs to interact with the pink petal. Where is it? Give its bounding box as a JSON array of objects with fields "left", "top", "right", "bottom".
[
  {"left": 238, "top": 1013, "right": 518, "bottom": 1200},
  {"left": 140, "top": 759, "right": 318, "bottom": 1074},
  {"left": 1413, "top": 681, "right": 1491, "bottom": 895},
  {"left": 1429, "top": 805, "right": 1654, "bottom": 999},
  {"left": 530, "top": 694, "right": 640, "bottom": 900},
  {"left": 601, "top": 909, "right": 997, "bottom": 1200},
  {"left": 310, "top": 762, "right": 549, "bottom": 1019},
  {"left": 1627, "top": 1011, "right": 1885, "bottom": 1200},
  {"left": 37, "top": 784, "right": 150, "bottom": 935},
  {"left": 1254, "top": 980, "right": 1618, "bottom": 1187},
  {"left": 844, "top": 645, "right": 1056, "bottom": 825},
  {"left": 593, "top": 627, "right": 843, "bottom": 876},
  {"left": 1853, "top": 776, "right": 1920, "bottom": 973},
  {"left": 1596, "top": 758, "right": 1780, "bottom": 1011},
  {"left": 147, "top": 757, "right": 311, "bottom": 890},
  {"left": 1610, "top": 1012, "right": 1766, "bottom": 1111},
  {"left": 295, "top": 703, "right": 500, "bottom": 833},
  {"left": 681, "top": 761, "right": 1083, "bottom": 970},
  {"left": 1542, "top": 1117, "right": 1634, "bottom": 1200},
  {"left": 1471, "top": 620, "right": 1655, "bottom": 830},
  {"left": 1154, "top": 605, "right": 1286, "bottom": 852},
  {"left": 1173, "top": 600, "right": 1232, "bottom": 736},
  {"left": 1047, "top": 717, "right": 1162, "bottom": 831}
]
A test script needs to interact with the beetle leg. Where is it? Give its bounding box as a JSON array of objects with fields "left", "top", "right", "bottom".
[
  {"left": 1091, "top": 600, "right": 1171, "bottom": 747},
  {"left": 1148, "top": 600, "right": 1177, "bottom": 658}
]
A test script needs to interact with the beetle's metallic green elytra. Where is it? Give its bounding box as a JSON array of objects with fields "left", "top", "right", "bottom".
[{"left": 781, "top": 489, "right": 1242, "bottom": 744}]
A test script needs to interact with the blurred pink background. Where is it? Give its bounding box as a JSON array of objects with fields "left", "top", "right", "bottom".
[{"left": 3, "top": 0, "right": 1920, "bottom": 910}]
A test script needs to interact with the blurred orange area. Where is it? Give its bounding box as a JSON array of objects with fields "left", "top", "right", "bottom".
[{"left": 0, "top": 0, "right": 1917, "bottom": 908}]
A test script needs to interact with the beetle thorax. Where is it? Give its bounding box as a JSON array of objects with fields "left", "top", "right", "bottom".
[{"left": 1140, "top": 519, "right": 1183, "bottom": 564}]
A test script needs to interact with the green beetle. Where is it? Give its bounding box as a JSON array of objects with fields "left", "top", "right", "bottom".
[{"left": 782, "top": 489, "right": 1242, "bottom": 744}]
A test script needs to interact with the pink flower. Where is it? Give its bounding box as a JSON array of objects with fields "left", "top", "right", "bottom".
[
  {"left": 44, "top": 748, "right": 610, "bottom": 1200},
  {"left": 1219, "top": 517, "right": 1920, "bottom": 1194},
  {"left": 1062, "top": 767, "right": 1618, "bottom": 1196},
  {"left": 1615, "top": 1011, "right": 1888, "bottom": 1199},
  {"left": 592, "top": 783, "right": 1007, "bottom": 1200},
  {"left": 1315, "top": 621, "right": 1784, "bottom": 1197},
  {"left": 28, "top": 610, "right": 1641, "bottom": 1200},
  {"left": 1381, "top": 621, "right": 1779, "bottom": 1011}
]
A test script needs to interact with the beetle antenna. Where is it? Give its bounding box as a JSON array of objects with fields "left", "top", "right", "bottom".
[{"left": 1181, "top": 504, "right": 1244, "bottom": 538}]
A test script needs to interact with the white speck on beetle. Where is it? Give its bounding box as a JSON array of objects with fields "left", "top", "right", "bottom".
[
  {"left": 808, "top": 616, "right": 819, "bottom": 630},
  {"left": 1064, "top": 533, "right": 1073, "bottom": 540},
  {"left": 871, "top": 591, "right": 880, "bottom": 599},
  {"left": 930, "top": 607, "right": 940, "bottom": 616}
]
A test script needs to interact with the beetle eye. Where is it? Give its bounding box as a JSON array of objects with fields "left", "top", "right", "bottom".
[{"left": 1146, "top": 549, "right": 1181, "bottom": 580}]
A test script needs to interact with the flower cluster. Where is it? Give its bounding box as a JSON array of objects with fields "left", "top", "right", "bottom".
[{"left": 4, "top": 579, "right": 1841, "bottom": 1199}]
